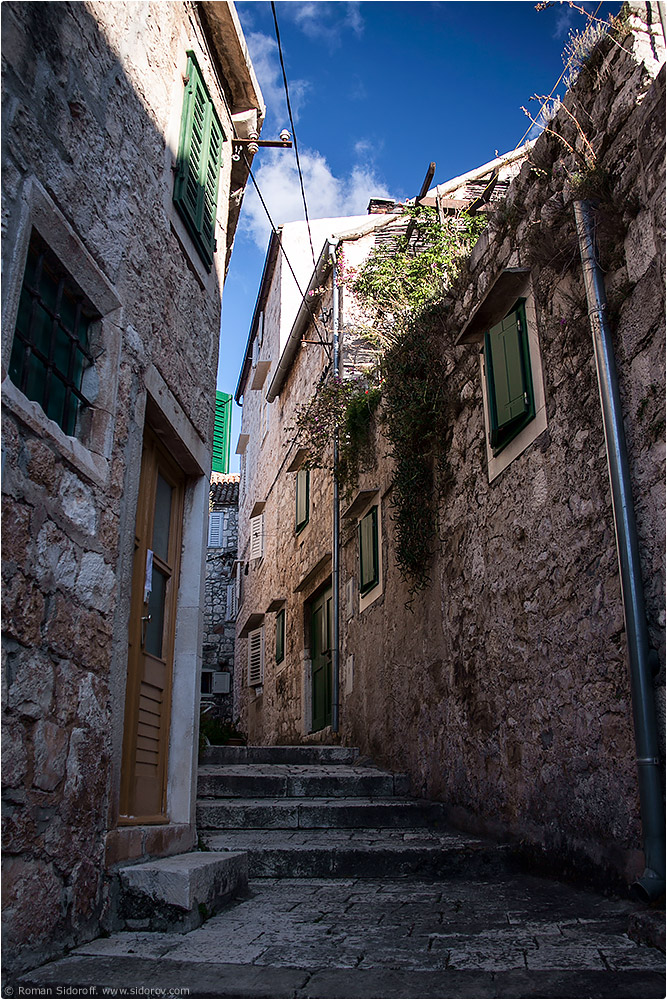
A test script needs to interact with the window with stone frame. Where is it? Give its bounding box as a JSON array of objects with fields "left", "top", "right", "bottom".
[
  {"left": 358, "top": 505, "right": 379, "bottom": 596},
  {"left": 9, "top": 230, "right": 100, "bottom": 437},
  {"left": 483, "top": 298, "right": 535, "bottom": 455}
]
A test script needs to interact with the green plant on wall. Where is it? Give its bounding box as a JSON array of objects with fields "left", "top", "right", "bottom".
[
  {"left": 297, "top": 206, "right": 486, "bottom": 594},
  {"left": 295, "top": 371, "right": 383, "bottom": 491}
]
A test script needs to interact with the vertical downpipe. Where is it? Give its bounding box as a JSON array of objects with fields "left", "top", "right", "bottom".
[
  {"left": 330, "top": 240, "right": 341, "bottom": 734},
  {"left": 574, "top": 200, "right": 665, "bottom": 901}
]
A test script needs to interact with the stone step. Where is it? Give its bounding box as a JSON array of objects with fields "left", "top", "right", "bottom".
[
  {"left": 197, "top": 763, "right": 407, "bottom": 799},
  {"left": 201, "top": 744, "right": 360, "bottom": 766},
  {"left": 117, "top": 851, "right": 248, "bottom": 933},
  {"left": 196, "top": 796, "right": 448, "bottom": 830},
  {"left": 202, "top": 829, "right": 511, "bottom": 879}
]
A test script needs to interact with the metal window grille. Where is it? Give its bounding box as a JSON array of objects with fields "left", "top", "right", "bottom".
[{"left": 9, "top": 233, "right": 97, "bottom": 436}]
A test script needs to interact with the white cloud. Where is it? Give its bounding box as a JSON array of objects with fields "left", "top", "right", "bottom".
[
  {"left": 245, "top": 31, "right": 309, "bottom": 125},
  {"left": 241, "top": 148, "right": 392, "bottom": 250},
  {"left": 281, "top": 1, "right": 364, "bottom": 47}
]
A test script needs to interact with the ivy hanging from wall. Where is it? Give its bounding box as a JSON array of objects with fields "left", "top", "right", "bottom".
[{"left": 296, "top": 205, "right": 487, "bottom": 595}]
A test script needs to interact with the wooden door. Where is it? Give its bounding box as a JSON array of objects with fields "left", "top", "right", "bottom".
[
  {"left": 119, "top": 428, "right": 185, "bottom": 823},
  {"left": 311, "top": 586, "right": 332, "bottom": 732}
]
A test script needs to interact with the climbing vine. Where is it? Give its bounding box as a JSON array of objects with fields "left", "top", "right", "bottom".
[{"left": 295, "top": 205, "right": 487, "bottom": 594}]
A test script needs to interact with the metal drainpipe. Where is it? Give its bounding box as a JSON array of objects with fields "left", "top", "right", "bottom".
[
  {"left": 330, "top": 239, "right": 341, "bottom": 734},
  {"left": 574, "top": 200, "right": 665, "bottom": 902}
]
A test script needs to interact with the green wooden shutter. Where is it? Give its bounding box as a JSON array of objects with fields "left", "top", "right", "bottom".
[
  {"left": 173, "top": 52, "right": 224, "bottom": 271},
  {"left": 485, "top": 302, "right": 534, "bottom": 451},
  {"left": 359, "top": 506, "right": 379, "bottom": 595},
  {"left": 296, "top": 468, "right": 310, "bottom": 532},
  {"left": 212, "top": 391, "right": 231, "bottom": 473}
]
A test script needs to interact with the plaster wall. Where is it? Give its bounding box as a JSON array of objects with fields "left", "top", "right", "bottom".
[{"left": 1, "top": 0, "right": 259, "bottom": 973}]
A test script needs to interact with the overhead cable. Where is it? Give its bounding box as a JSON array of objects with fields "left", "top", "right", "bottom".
[
  {"left": 270, "top": 0, "right": 317, "bottom": 269},
  {"left": 242, "top": 153, "right": 331, "bottom": 353}
]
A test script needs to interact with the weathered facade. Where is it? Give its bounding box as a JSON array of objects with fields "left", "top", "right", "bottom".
[
  {"left": 203, "top": 472, "right": 240, "bottom": 721},
  {"left": 1, "top": 1, "right": 263, "bottom": 973},
  {"left": 236, "top": 6, "right": 665, "bottom": 892}
]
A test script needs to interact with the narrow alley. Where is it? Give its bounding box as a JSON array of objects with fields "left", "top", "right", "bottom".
[
  {"left": 2, "top": 2, "right": 665, "bottom": 997},
  {"left": 17, "top": 746, "right": 665, "bottom": 998}
]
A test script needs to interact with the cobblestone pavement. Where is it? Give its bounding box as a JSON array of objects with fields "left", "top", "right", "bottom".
[{"left": 15, "top": 873, "right": 666, "bottom": 999}]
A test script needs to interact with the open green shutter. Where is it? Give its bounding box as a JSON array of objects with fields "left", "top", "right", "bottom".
[
  {"left": 212, "top": 391, "right": 231, "bottom": 473},
  {"left": 173, "top": 52, "right": 224, "bottom": 271},
  {"left": 201, "top": 113, "right": 223, "bottom": 255}
]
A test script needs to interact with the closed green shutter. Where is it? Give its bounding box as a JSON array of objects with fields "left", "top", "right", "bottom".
[
  {"left": 296, "top": 468, "right": 310, "bottom": 532},
  {"left": 173, "top": 52, "right": 224, "bottom": 271},
  {"left": 484, "top": 301, "right": 535, "bottom": 453},
  {"left": 359, "top": 506, "right": 379, "bottom": 596}
]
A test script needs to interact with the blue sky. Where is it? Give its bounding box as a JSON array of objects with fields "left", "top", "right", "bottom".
[{"left": 219, "top": 0, "right": 620, "bottom": 468}]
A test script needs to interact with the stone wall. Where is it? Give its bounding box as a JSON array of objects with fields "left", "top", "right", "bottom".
[
  {"left": 1, "top": 1, "right": 258, "bottom": 974},
  {"left": 236, "top": 6, "right": 665, "bottom": 889},
  {"left": 203, "top": 481, "right": 239, "bottom": 721},
  {"left": 339, "top": 9, "right": 665, "bottom": 887}
]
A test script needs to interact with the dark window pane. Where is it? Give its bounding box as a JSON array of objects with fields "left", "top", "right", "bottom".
[
  {"left": 152, "top": 474, "right": 173, "bottom": 562},
  {"left": 9, "top": 232, "right": 98, "bottom": 436}
]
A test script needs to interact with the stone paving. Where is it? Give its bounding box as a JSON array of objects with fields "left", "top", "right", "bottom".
[
  {"left": 14, "top": 747, "right": 665, "bottom": 998},
  {"left": 16, "top": 874, "right": 666, "bottom": 998}
]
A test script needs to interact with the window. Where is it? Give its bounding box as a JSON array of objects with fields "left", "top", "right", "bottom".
[
  {"left": 296, "top": 468, "right": 310, "bottom": 533},
  {"left": 359, "top": 505, "right": 379, "bottom": 596},
  {"left": 173, "top": 51, "right": 224, "bottom": 271},
  {"left": 9, "top": 231, "right": 99, "bottom": 436},
  {"left": 247, "top": 626, "right": 265, "bottom": 686},
  {"left": 483, "top": 300, "right": 535, "bottom": 455},
  {"left": 250, "top": 512, "right": 264, "bottom": 559},
  {"left": 275, "top": 608, "right": 285, "bottom": 664}
]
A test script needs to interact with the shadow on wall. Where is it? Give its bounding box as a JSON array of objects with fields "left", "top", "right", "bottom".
[{"left": 1, "top": 0, "right": 229, "bottom": 975}]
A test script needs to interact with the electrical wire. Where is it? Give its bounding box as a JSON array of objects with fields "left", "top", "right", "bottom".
[{"left": 270, "top": 0, "right": 317, "bottom": 270}]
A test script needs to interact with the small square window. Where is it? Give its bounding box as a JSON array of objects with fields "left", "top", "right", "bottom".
[
  {"left": 296, "top": 468, "right": 310, "bottom": 533},
  {"left": 483, "top": 299, "right": 535, "bottom": 455},
  {"left": 275, "top": 608, "right": 285, "bottom": 664},
  {"left": 9, "top": 231, "right": 99, "bottom": 436},
  {"left": 359, "top": 505, "right": 379, "bottom": 596}
]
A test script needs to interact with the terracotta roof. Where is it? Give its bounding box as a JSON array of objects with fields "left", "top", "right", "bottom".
[{"left": 210, "top": 473, "right": 240, "bottom": 507}]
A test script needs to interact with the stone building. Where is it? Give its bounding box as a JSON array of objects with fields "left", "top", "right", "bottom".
[
  {"left": 1, "top": 0, "right": 263, "bottom": 973},
  {"left": 202, "top": 472, "right": 240, "bottom": 721},
  {"left": 235, "top": 6, "right": 664, "bottom": 895}
]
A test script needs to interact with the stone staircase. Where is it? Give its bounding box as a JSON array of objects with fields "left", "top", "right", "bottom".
[{"left": 197, "top": 744, "right": 509, "bottom": 879}]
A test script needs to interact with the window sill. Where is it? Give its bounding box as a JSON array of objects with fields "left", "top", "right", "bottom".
[{"left": 2, "top": 377, "right": 108, "bottom": 488}]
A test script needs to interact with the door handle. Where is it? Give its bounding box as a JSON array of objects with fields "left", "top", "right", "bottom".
[{"left": 141, "top": 614, "right": 151, "bottom": 647}]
